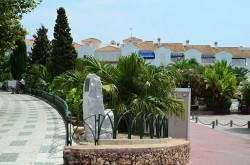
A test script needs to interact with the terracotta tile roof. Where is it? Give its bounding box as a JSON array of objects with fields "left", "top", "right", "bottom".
[
  {"left": 96, "top": 45, "right": 121, "bottom": 52},
  {"left": 216, "top": 47, "right": 245, "bottom": 58},
  {"left": 242, "top": 50, "right": 250, "bottom": 58},
  {"left": 25, "top": 39, "right": 35, "bottom": 45},
  {"left": 72, "top": 42, "right": 82, "bottom": 50},
  {"left": 81, "top": 38, "right": 101, "bottom": 43},
  {"left": 123, "top": 37, "right": 143, "bottom": 43},
  {"left": 156, "top": 43, "right": 185, "bottom": 52},
  {"left": 184, "top": 45, "right": 216, "bottom": 55},
  {"left": 136, "top": 41, "right": 155, "bottom": 51}
]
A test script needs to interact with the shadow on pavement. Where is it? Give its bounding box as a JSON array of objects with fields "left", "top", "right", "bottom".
[{"left": 224, "top": 128, "right": 250, "bottom": 135}]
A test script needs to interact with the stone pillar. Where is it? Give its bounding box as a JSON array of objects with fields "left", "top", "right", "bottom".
[{"left": 83, "top": 74, "right": 113, "bottom": 142}]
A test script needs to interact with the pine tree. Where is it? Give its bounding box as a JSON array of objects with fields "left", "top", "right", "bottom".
[
  {"left": 29, "top": 25, "right": 50, "bottom": 66},
  {"left": 49, "top": 7, "right": 77, "bottom": 77},
  {"left": 10, "top": 39, "right": 27, "bottom": 80}
]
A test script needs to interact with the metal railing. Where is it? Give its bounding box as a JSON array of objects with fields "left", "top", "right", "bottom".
[
  {"left": 25, "top": 88, "right": 71, "bottom": 146},
  {"left": 80, "top": 110, "right": 168, "bottom": 145}
]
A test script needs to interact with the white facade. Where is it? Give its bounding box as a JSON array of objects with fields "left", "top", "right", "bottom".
[
  {"left": 24, "top": 37, "right": 250, "bottom": 70},
  {"left": 95, "top": 51, "right": 121, "bottom": 62},
  {"left": 149, "top": 47, "right": 171, "bottom": 66},
  {"left": 78, "top": 46, "right": 94, "bottom": 58},
  {"left": 184, "top": 49, "right": 202, "bottom": 63},
  {"left": 215, "top": 51, "right": 232, "bottom": 64},
  {"left": 121, "top": 44, "right": 139, "bottom": 56}
]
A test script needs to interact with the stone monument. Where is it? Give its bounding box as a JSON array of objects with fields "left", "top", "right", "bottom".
[{"left": 83, "top": 74, "right": 113, "bottom": 142}]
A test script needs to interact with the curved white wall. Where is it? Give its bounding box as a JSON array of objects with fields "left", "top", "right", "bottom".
[
  {"left": 215, "top": 51, "right": 232, "bottom": 64},
  {"left": 149, "top": 47, "right": 171, "bottom": 66},
  {"left": 121, "top": 45, "right": 139, "bottom": 56},
  {"left": 184, "top": 49, "right": 202, "bottom": 63},
  {"left": 78, "top": 46, "right": 94, "bottom": 58}
]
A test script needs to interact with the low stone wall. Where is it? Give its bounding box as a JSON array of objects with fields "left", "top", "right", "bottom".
[{"left": 63, "top": 139, "right": 190, "bottom": 165}]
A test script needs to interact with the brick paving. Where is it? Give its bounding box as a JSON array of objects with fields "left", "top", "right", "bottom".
[
  {"left": 189, "top": 114, "right": 250, "bottom": 165},
  {"left": 0, "top": 92, "right": 65, "bottom": 165}
]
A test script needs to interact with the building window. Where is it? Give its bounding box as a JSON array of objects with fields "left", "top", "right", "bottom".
[
  {"left": 201, "top": 55, "right": 215, "bottom": 63},
  {"left": 171, "top": 53, "right": 184, "bottom": 61},
  {"left": 232, "top": 58, "right": 246, "bottom": 66}
]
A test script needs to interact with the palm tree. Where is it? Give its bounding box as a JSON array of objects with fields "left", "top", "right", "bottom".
[
  {"left": 83, "top": 53, "right": 185, "bottom": 118},
  {"left": 50, "top": 70, "right": 88, "bottom": 119},
  {"left": 202, "top": 60, "right": 238, "bottom": 114}
]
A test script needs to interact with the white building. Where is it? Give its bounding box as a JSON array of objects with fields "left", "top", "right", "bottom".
[{"left": 25, "top": 37, "right": 250, "bottom": 69}]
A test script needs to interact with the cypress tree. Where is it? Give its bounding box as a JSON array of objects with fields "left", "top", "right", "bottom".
[
  {"left": 10, "top": 39, "right": 27, "bottom": 80},
  {"left": 49, "top": 7, "right": 77, "bottom": 77},
  {"left": 29, "top": 25, "right": 50, "bottom": 66}
]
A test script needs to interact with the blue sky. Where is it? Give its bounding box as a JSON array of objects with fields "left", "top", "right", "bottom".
[{"left": 21, "top": 0, "right": 250, "bottom": 47}]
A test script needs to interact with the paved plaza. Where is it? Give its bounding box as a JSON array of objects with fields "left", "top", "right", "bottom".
[
  {"left": 189, "top": 114, "right": 250, "bottom": 165},
  {"left": 0, "top": 92, "right": 65, "bottom": 165},
  {"left": 1, "top": 91, "right": 250, "bottom": 165}
]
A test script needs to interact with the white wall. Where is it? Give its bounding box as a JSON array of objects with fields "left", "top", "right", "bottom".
[
  {"left": 78, "top": 46, "right": 94, "bottom": 58},
  {"left": 168, "top": 88, "right": 191, "bottom": 140},
  {"left": 95, "top": 51, "right": 121, "bottom": 62},
  {"left": 26, "top": 44, "right": 32, "bottom": 54},
  {"left": 215, "top": 51, "right": 232, "bottom": 64},
  {"left": 149, "top": 47, "right": 171, "bottom": 66},
  {"left": 121, "top": 45, "right": 139, "bottom": 56},
  {"left": 243, "top": 58, "right": 250, "bottom": 70},
  {"left": 184, "top": 49, "right": 202, "bottom": 63}
]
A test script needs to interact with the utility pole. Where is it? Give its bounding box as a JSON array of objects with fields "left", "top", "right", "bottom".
[{"left": 130, "top": 27, "right": 133, "bottom": 37}]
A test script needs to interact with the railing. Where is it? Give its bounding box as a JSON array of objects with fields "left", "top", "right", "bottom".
[
  {"left": 25, "top": 88, "right": 71, "bottom": 146},
  {"left": 79, "top": 110, "right": 168, "bottom": 145},
  {"left": 191, "top": 113, "right": 250, "bottom": 129}
]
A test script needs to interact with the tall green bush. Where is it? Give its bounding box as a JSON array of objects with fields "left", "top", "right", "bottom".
[
  {"left": 29, "top": 25, "right": 50, "bottom": 66},
  {"left": 48, "top": 7, "right": 77, "bottom": 78},
  {"left": 10, "top": 39, "right": 27, "bottom": 80},
  {"left": 241, "top": 79, "right": 250, "bottom": 106}
]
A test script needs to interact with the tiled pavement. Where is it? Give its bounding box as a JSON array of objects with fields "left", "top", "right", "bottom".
[{"left": 0, "top": 92, "right": 65, "bottom": 165}]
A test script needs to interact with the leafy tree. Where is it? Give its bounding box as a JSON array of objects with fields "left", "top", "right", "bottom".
[
  {"left": 0, "top": 55, "right": 12, "bottom": 82},
  {"left": 48, "top": 7, "right": 77, "bottom": 77},
  {"left": 167, "top": 59, "right": 204, "bottom": 104},
  {"left": 29, "top": 25, "right": 50, "bottom": 66},
  {"left": 10, "top": 39, "right": 27, "bottom": 80},
  {"left": 0, "top": 0, "right": 42, "bottom": 56}
]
